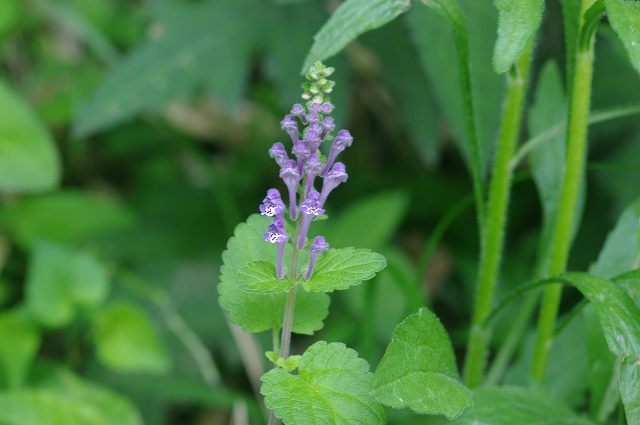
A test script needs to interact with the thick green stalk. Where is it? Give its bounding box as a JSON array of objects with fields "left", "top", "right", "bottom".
[
  {"left": 463, "top": 44, "right": 533, "bottom": 388},
  {"left": 531, "top": 0, "right": 597, "bottom": 380}
]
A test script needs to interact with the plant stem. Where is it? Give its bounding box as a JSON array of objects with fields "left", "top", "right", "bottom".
[
  {"left": 463, "top": 43, "right": 533, "bottom": 388},
  {"left": 531, "top": 0, "right": 597, "bottom": 380}
]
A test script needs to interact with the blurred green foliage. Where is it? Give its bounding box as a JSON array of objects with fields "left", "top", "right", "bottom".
[{"left": 0, "top": 0, "right": 639, "bottom": 424}]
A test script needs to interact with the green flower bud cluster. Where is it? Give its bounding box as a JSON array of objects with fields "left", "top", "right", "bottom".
[{"left": 302, "top": 61, "right": 335, "bottom": 106}]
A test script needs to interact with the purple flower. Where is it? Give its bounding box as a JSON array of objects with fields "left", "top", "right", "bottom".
[
  {"left": 305, "top": 236, "right": 329, "bottom": 280},
  {"left": 259, "top": 188, "right": 285, "bottom": 218},
  {"left": 320, "top": 162, "right": 348, "bottom": 206},
  {"left": 297, "top": 190, "right": 325, "bottom": 249},
  {"left": 291, "top": 103, "right": 305, "bottom": 117},
  {"left": 279, "top": 160, "right": 301, "bottom": 220},
  {"left": 320, "top": 102, "right": 334, "bottom": 115},
  {"left": 321, "top": 130, "right": 353, "bottom": 176},
  {"left": 304, "top": 126, "right": 322, "bottom": 154},
  {"left": 292, "top": 141, "right": 310, "bottom": 172},
  {"left": 303, "top": 154, "right": 323, "bottom": 195},
  {"left": 320, "top": 117, "right": 335, "bottom": 140},
  {"left": 280, "top": 115, "right": 299, "bottom": 144},
  {"left": 263, "top": 217, "right": 288, "bottom": 278},
  {"left": 269, "top": 142, "right": 289, "bottom": 168}
]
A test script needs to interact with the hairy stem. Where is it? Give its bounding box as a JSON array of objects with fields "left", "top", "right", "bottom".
[
  {"left": 531, "top": 0, "right": 597, "bottom": 380},
  {"left": 463, "top": 43, "right": 533, "bottom": 388}
]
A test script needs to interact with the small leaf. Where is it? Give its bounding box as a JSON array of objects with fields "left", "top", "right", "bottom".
[
  {"left": 606, "top": 0, "right": 640, "bottom": 77},
  {"left": 0, "top": 309, "right": 40, "bottom": 388},
  {"left": 450, "top": 386, "right": 596, "bottom": 425},
  {"left": 261, "top": 341, "right": 386, "bottom": 425},
  {"left": 303, "top": 248, "right": 386, "bottom": 293},
  {"left": 25, "top": 242, "right": 110, "bottom": 328},
  {"left": 492, "top": 0, "right": 544, "bottom": 73},
  {"left": 0, "top": 81, "right": 60, "bottom": 192},
  {"left": 619, "top": 357, "right": 640, "bottom": 425},
  {"left": 218, "top": 215, "right": 329, "bottom": 334},
  {"left": 302, "top": 0, "right": 411, "bottom": 71},
  {"left": 373, "top": 308, "right": 472, "bottom": 419},
  {"left": 94, "top": 301, "right": 170, "bottom": 375},
  {"left": 237, "top": 261, "right": 295, "bottom": 294}
]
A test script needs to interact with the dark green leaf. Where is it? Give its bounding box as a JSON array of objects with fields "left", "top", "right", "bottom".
[
  {"left": 620, "top": 357, "right": 640, "bottom": 425},
  {"left": 493, "top": 0, "right": 544, "bottom": 73},
  {"left": 261, "top": 341, "right": 386, "bottom": 425},
  {"left": 303, "top": 248, "right": 386, "bottom": 293},
  {"left": 0, "top": 81, "right": 60, "bottom": 192},
  {"left": 606, "top": 0, "right": 640, "bottom": 76},
  {"left": 0, "top": 309, "right": 39, "bottom": 388},
  {"left": 94, "top": 301, "right": 170, "bottom": 375},
  {"left": 373, "top": 308, "right": 472, "bottom": 419},
  {"left": 302, "top": 0, "right": 412, "bottom": 71},
  {"left": 25, "top": 242, "right": 110, "bottom": 328},
  {"left": 218, "top": 215, "right": 329, "bottom": 334}
]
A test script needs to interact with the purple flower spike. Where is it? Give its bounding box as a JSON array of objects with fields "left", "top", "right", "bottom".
[
  {"left": 280, "top": 115, "right": 299, "bottom": 144},
  {"left": 320, "top": 162, "right": 348, "bottom": 206},
  {"left": 292, "top": 141, "right": 310, "bottom": 172},
  {"left": 269, "top": 142, "right": 289, "bottom": 168},
  {"left": 259, "top": 188, "right": 285, "bottom": 218},
  {"left": 263, "top": 218, "right": 288, "bottom": 279},
  {"left": 321, "top": 130, "right": 353, "bottom": 176},
  {"left": 279, "top": 160, "right": 301, "bottom": 220},
  {"left": 305, "top": 236, "right": 330, "bottom": 280},
  {"left": 303, "top": 154, "right": 323, "bottom": 195},
  {"left": 297, "top": 191, "right": 325, "bottom": 249}
]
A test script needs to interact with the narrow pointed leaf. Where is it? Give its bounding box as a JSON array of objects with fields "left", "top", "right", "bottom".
[
  {"left": 261, "top": 341, "right": 386, "bottom": 425},
  {"left": 373, "top": 308, "right": 472, "bottom": 419},
  {"left": 606, "top": 0, "right": 640, "bottom": 76}
]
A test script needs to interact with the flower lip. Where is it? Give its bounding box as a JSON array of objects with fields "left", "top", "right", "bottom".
[
  {"left": 263, "top": 218, "right": 288, "bottom": 244},
  {"left": 304, "top": 154, "right": 323, "bottom": 176},
  {"left": 333, "top": 129, "right": 353, "bottom": 151},
  {"left": 310, "top": 236, "right": 330, "bottom": 255},
  {"left": 280, "top": 159, "right": 301, "bottom": 180},
  {"left": 259, "top": 188, "right": 285, "bottom": 217},
  {"left": 300, "top": 190, "right": 325, "bottom": 216}
]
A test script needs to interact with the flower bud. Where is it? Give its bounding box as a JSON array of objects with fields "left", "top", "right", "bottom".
[
  {"left": 297, "top": 190, "right": 325, "bottom": 249},
  {"left": 279, "top": 160, "right": 301, "bottom": 220},
  {"left": 269, "top": 142, "right": 289, "bottom": 168},
  {"left": 320, "top": 162, "right": 348, "bottom": 206},
  {"left": 305, "top": 236, "right": 330, "bottom": 280},
  {"left": 321, "top": 130, "right": 353, "bottom": 176},
  {"left": 280, "top": 115, "right": 299, "bottom": 144}
]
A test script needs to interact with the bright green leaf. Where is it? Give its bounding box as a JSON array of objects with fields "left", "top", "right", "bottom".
[
  {"left": 373, "top": 308, "right": 472, "bottom": 419},
  {"left": 303, "top": 248, "right": 386, "bottom": 293},
  {"left": 0, "top": 390, "right": 106, "bottom": 425},
  {"left": 261, "top": 341, "right": 386, "bottom": 425},
  {"left": 26, "top": 242, "right": 110, "bottom": 328},
  {"left": 450, "top": 386, "right": 595, "bottom": 425},
  {"left": 218, "top": 215, "right": 330, "bottom": 334},
  {"left": 237, "top": 261, "right": 295, "bottom": 294},
  {"left": 0, "top": 190, "right": 134, "bottom": 249},
  {"left": 620, "top": 357, "right": 640, "bottom": 425},
  {"left": 606, "top": 0, "right": 640, "bottom": 76},
  {"left": 0, "top": 309, "right": 39, "bottom": 388},
  {"left": 94, "top": 301, "right": 170, "bottom": 375},
  {"left": 0, "top": 81, "right": 60, "bottom": 192},
  {"left": 302, "top": 0, "right": 411, "bottom": 71},
  {"left": 493, "top": 0, "right": 544, "bottom": 73}
]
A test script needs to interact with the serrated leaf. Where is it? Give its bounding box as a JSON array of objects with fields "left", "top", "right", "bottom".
[
  {"left": 0, "top": 190, "right": 134, "bottom": 249},
  {"left": 302, "top": 0, "right": 411, "bottom": 71},
  {"left": 237, "top": 261, "right": 295, "bottom": 294},
  {"left": 94, "top": 301, "right": 170, "bottom": 375},
  {"left": 0, "top": 309, "right": 39, "bottom": 388},
  {"left": 450, "top": 386, "right": 595, "bottom": 425},
  {"left": 303, "top": 248, "right": 386, "bottom": 293},
  {"left": 0, "top": 81, "right": 60, "bottom": 192},
  {"left": 620, "top": 357, "right": 640, "bottom": 425},
  {"left": 73, "top": 0, "right": 265, "bottom": 136},
  {"left": 218, "top": 214, "right": 330, "bottom": 334},
  {"left": 606, "top": 0, "right": 640, "bottom": 77},
  {"left": 493, "top": 0, "right": 544, "bottom": 73},
  {"left": 261, "top": 341, "right": 385, "bottom": 425},
  {"left": 25, "top": 242, "right": 110, "bottom": 328},
  {"left": 373, "top": 308, "right": 471, "bottom": 419}
]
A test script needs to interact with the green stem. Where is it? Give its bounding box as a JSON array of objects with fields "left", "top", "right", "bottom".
[
  {"left": 463, "top": 44, "right": 533, "bottom": 388},
  {"left": 531, "top": 0, "right": 597, "bottom": 380}
]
